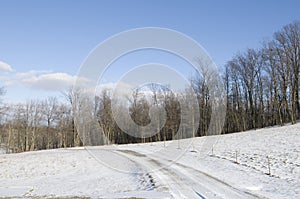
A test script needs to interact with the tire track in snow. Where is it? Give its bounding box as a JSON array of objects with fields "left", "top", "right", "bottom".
[
  {"left": 88, "top": 148, "right": 157, "bottom": 192},
  {"left": 117, "top": 149, "right": 212, "bottom": 198},
  {"left": 118, "top": 149, "right": 260, "bottom": 199}
]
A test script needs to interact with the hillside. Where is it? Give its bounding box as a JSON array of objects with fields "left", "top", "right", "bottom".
[{"left": 0, "top": 123, "right": 299, "bottom": 198}]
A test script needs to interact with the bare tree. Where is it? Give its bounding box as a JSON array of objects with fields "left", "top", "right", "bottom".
[
  {"left": 42, "top": 97, "right": 58, "bottom": 149},
  {"left": 63, "top": 88, "right": 82, "bottom": 147}
]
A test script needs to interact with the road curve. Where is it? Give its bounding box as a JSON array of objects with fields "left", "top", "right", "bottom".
[{"left": 116, "top": 149, "right": 259, "bottom": 199}]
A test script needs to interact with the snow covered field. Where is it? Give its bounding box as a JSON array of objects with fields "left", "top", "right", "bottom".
[{"left": 0, "top": 123, "right": 299, "bottom": 198}]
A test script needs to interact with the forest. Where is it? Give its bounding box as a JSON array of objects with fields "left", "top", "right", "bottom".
[{"left": 0, "top": 21, "right": 299, "bottom": 153}]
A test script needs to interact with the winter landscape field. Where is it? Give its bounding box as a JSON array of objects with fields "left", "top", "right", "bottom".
[
  {"left": 1, "top": 1, "right": 300, "bottom": 199},
  {"left": 0, "top": 123, "right": 299, "bottom": 199}
]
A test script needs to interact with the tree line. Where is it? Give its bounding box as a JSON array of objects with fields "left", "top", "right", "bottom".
[
  {"left": 224, "top": 21, "right": 300, "bottom": 132},
  {"left": 0, "top": 21, "right": 299, "bottom": 153}
]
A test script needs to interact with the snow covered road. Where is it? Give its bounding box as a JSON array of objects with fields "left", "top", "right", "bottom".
[{"left": 115, "top": 149, "right": 258, "bottom": 199}]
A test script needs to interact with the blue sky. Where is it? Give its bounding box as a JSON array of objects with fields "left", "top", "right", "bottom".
[{"left": 1, "top": 0, "right": 300, "bottom": 102}]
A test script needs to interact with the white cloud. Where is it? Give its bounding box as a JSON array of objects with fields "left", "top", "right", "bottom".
[
  {"left": 19, "top": 72, "right": 89, "bottom": 91},
  {"left": 0, "top": 61, "right": 13, "bottom": 72},
  {"left": 95, "top": 82, "right": 131, "bottom": 94},
  {"left": 15, "top": 70, "right": 50, "bottom": 79},
  {"left": 2, "top": 70, "right": 90, "bottom": 91},
  {"left": 22, "top": 73, "right": 73, "bottom": 90},
  {"left": 0, "top": 76, "right": 10, "bottom": 82},
  {"left": 95, "top": 82, "right": 156, "bottom": 101}
]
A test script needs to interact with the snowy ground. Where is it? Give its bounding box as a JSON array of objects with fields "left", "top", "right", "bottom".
[{"left": 0, "top": 123, "right": 299, "bottom": 198}]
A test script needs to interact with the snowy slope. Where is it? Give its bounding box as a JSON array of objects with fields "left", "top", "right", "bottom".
[{"left": 0, "top": 123, "right": 299, "bottom": 198}]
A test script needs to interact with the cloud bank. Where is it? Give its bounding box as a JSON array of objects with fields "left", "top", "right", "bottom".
[
  {"left": 4, "top": 70, "right": 90, "bottom": 91},
  {"left": 0, "top": 61, "right": 13, "bottom": 72}
]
